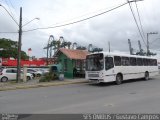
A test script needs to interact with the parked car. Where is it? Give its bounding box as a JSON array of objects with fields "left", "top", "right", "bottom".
[
  {"left": 50, "top": 64, "right": 62, "bottom": 73},
  {"left": 27, "top": 68, "right": 43, "bottom": 77},
  {"left": 38, "top": 68, "right": 49, "bottom": 75},
  {"left": 0, "top": 68, "right": 33, "bottom": 82},
  {"left": 0, "top": 66, "right": 5, "bottom": 72},
  {"left": 0, "top": 68, "right": 3, "bottom": 72}
]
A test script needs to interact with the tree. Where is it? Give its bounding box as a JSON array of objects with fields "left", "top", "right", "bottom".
[
  {"left": 76, "top": 46, "right": 86, "bottom": 50},
  {"left": 0, "top": 38, "right": 29, "bottom": 60},
  {"left": 136, "top": 49, "right": 156, "bottom": 56},
  {"left": 92, "top": 48, "right": 103, "bottom": 53}
]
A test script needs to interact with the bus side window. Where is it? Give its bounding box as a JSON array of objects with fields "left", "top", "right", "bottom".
[
  {"left": 149, "top": 59, "right": 157, "bottom": 66},
  {"left": 147, "top": 59, "right": 152, "bottom": 66},
  {"left": 130, "top": 57, "right": 136, "bottom": 66},
  {"left": 150, "top": 59, "right": 154, "bottom": 66},
  {"left": 137, "top": 58, "right": 143, "bottom": 66},
  {"left": 122, "top": 57, "right": 130, "bottom": 66},
  {"left": 147, "top": 59, "right": 151, "bottom": 66},
  {"left": 143, "top": 58, "right": 148, "bottom": 66},
  {"left": 114, "top": 56, "right": 121, "bottom": 66},
  {"left": 153, "top": 59, "right": 158, "bottom": 66},
  {"left": 105, "top": 57, "right": 114, "bottom": 70}
]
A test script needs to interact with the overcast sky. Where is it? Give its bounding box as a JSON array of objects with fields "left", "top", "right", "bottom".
[{"left": 0, "top": 0, "right": 160, "bottom": 58}]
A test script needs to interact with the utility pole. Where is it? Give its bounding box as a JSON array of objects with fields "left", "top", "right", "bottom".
[
  {"left": 16, "top": 7, "right": 22, "bottom": 83},
  {"left": 128, "top": 39, "right": 133, "bottom": 55}
]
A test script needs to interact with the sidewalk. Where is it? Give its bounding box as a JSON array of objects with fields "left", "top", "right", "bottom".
[{"left": 0, "top": 78, "right": 88, "bottom": 91}]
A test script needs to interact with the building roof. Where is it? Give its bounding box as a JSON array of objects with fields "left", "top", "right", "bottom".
[{"left": 57, "top": 48, "right": 89, "bottom": 60}]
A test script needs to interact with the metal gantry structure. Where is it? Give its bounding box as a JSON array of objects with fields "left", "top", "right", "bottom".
[
  {"left": 44, "top": 36, "right": 73, "bottom": 65},
  {"left": 138, "top": 40, "right": 143, "bottom": 55},
  {"left": 44, "top": 35, "right": 104, "bottom": 65},
  {"left": 128, "top": 39, "right": 134, "bottom": 55}
]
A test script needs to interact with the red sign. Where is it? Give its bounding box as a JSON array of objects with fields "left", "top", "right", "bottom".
[{"left": 2, "top": 58, "right": 46, "bottom": 67}]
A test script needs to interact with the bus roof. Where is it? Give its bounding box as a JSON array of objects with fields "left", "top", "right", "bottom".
[{"left": 87, "top": 52, "right": 157, "bottom": 59}]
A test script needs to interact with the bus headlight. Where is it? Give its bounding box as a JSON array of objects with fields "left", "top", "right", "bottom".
[{"left": 100, "top": 72, "right": 103, "bottom": 78}]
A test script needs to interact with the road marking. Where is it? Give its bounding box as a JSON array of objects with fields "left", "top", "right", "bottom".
[
  {"left": 129, "top": 92, "right": 136, "bottom": 94},
  {"left": 104, "top": 103, "right": 114, "bottom": 107}
]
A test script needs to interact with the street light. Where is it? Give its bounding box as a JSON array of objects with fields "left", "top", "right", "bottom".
[
  {"left": 22, "top": 18, "right": 40, "bottom": 27},
  {"left": 0, "top": 4, "right": 21, "bottom": 82},
  {"left": 146, "top": 32, "right": 158, "bottom": 56},
  {"left": 0, "top": 4, "right": 39, "bottom": 82},
  {"left": 17, "top": 9, "right": 39, "bottom": 82}
]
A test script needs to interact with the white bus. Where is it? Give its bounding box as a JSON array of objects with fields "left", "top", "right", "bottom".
[{"left": 85, "top": 52, "right": 159, "bottom": 84}]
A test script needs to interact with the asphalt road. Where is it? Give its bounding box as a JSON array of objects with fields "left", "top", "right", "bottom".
[{"left": 0, "top": 76, "right": 160, "bottom": 114}]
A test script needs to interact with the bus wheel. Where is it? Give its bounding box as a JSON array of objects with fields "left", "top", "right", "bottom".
[
  {"left": 116, "top": 74, "right": 122, "bottom": 85},
  {"left": 144, "top": 72, "right": 149, "bottom": 81}
]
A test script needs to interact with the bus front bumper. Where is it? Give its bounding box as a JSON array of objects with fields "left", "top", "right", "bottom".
[{"left": 89, "top": 79, "right": 104, "bottom": 83}]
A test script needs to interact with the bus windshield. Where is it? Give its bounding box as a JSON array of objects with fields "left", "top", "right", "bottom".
[{"left": 86, "top": 53, "right": 104, "bottom": 71}]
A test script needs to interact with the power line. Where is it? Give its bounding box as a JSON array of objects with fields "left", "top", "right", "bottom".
[
  {"left": 150, "top": 38, "right": 160, "bottom": 45},
  {"left": 135, "top": 1, "right": 145, "bottom": 38},
  {"left": 0, "top": 4, "right": 19, "bottom": 26},
  {"left": 127, "top": 0, "right": 147, "bottom": 47},
  {"left": 0, "top": 31, "right": 18, "bottom": 33},
  {"left": 4, "top": 0, "right": 17, "bottom": 23},
  {"left": 5, "top": 0, "right": 13, "bottom": 14},
  {"left": 23, "top": 2, "right": 128, "bottom": 32},
  {"left": 8, "top": 0, "right": 15, "bottom": 10},
  {"left": 1, "top": 1, "right": 143, "bottom": 34},
  {"left": 11, "top": 0, "right": 29, "bottom": 24},
  {"left": 49, "top": 3, "right": 126, "bottom": 27}
]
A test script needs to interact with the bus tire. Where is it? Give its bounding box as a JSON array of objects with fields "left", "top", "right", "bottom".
[
  {"left": 116, "top": 74, "right": 122, "bottom": 85},
  {"left": 144, "top": 72, "right": 149, "bottom": 81}
]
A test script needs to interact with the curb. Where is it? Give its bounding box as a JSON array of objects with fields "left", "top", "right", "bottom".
[{"left": 0, "top": 80, "right": 88, "bottom": 91}]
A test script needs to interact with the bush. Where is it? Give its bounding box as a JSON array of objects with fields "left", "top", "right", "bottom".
[{"left": 39, "top": 72, "right": 58, "bottom": 82}]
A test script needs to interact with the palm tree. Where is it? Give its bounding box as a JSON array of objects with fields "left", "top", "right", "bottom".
[{"left": 67, "top": 42, "right": 72, "bottom": 49}]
